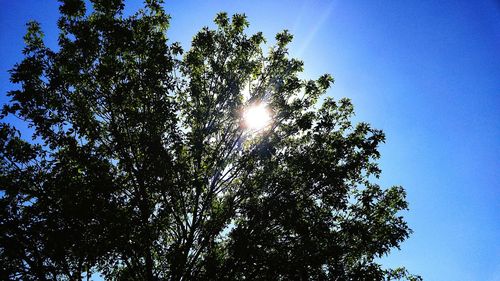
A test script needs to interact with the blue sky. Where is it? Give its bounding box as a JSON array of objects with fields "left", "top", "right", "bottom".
[{"left": 1, "top": 0, "right": 499, "bottom": 280}]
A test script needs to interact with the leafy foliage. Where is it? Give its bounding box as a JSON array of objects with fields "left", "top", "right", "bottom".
[{"left": 0, "top": 0, "right": 420, "bottom": 280}]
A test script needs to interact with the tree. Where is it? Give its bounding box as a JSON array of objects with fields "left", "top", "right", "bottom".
[{"left": 0, "top": 0, "right": 421, "bottom": 280}]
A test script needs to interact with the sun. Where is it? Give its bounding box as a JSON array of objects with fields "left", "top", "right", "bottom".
[{"left": 243, "top": 103, "right": 271, "bottom": 131}]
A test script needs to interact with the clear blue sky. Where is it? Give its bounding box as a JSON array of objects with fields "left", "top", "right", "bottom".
[{"left": 1, "top": 0, "right": 499, "bottom": 280}]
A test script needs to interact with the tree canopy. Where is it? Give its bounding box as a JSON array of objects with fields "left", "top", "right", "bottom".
[{"left": 0, "top": 0, "right": 421, "bottom": 280}]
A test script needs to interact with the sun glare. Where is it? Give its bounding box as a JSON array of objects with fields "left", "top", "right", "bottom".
[{"left": 244, "top": 103, "right": 271, "bottom": 131}]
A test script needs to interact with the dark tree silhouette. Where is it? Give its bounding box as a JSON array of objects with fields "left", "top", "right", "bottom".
[{"left": 0, "top": 0, "right": 421, "bottom": 280}]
